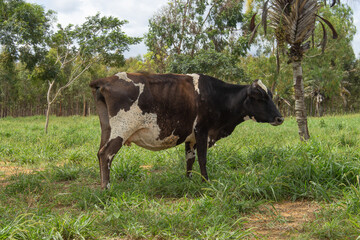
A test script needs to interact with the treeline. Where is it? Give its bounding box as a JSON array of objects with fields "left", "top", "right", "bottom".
[{"left": 0, "top": 0, "right": 359, "bottom": 119}]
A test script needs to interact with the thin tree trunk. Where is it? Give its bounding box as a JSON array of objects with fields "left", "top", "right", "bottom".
[
  {"left": 45, "top": 81, "right": 55, "bottom": 134},
  {"left": 45, "top": 103, "right": 51, "bottom": 134},
  {"left": 292, "top": 61, "right": 310, "bottom": 141},
  {"left": 83, "top": 95, "right": 88, "bottom": 116},
  {"left": 59, "top": 101, "right": 62, "bottom": 116}
]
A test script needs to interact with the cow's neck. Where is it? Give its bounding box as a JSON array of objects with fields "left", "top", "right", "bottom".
[
  {"left": 219, "top": 85, "right": 252, "bottom": 142},
  {"left": 203, "top": 83, "right": 250, "bottom": 138},
  {"left": 224, "top": 84, "right": 250, "bottom": 117}
]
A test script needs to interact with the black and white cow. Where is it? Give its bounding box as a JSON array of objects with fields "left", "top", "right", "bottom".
[{"left": 90, "top": 72, "right": 283, "bottom": 189}]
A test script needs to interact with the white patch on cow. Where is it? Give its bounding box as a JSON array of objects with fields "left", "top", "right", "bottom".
[
  {"left": 187, "top": 74, "right": 200, "bottom": 94},
  {"left": 108, "top": 154, "right": 115, "bottom": 169},
  {"left": 109, "top": 77, "right": 179, "bottom": 151},
  {"left": 207, "top": 137, "right": 215, "bottom": 147},
  {"left": 244, "top": 115, "right": 257, "bottom": 122},
  {"left": 108, "top": 154, "right": 115, "bottom": 160},
  {"left": 185, "top": 116, "right": 198, "bottom": 149},
  {"left": 115, "top": 72, "right": 132, "bottom": 82},
  {"left": 127, "top": 128, "right": 179, "bottom": 151},
  {"left": 257, "top": 79, "right": 268, "bottom": 92},
  {"left": 186, "top": 150, "right": 196, "bottom": 160}
]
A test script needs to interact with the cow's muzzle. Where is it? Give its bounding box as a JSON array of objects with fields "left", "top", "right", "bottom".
[{"left": 271, "top": 117, "right": 284, "bottom": 126}]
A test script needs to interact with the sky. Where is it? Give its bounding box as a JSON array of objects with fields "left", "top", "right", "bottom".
[{"left": 29, "top": 0, "right": 360, "bottom": 58}]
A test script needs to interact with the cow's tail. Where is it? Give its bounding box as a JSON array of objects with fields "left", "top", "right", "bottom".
[{"left": 89, "top": 79, "right": 105, "bottom": 102}]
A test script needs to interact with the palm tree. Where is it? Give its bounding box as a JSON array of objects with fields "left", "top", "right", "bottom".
[{"left": 249, "top": 0, "right": 338, "bottom": 140}]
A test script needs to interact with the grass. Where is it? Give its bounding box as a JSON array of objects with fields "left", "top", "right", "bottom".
[{"left": 0, "top": 114, "right": 360, "bottom": 239}]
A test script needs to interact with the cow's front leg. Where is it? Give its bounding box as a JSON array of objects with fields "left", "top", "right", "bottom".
[
  {"left": 195, "top": 127, "right": 209, "bottom": 181},
  {"left": 98, "top": 137, "right": 123, "bottom": 189},
  {"left": 185, "top": 142, "right": 196, "bottom": 178}
]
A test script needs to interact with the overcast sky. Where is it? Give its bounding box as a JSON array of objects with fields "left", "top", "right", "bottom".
[{"left": 29, "top": 0, "right": 360, "bottom": 58}]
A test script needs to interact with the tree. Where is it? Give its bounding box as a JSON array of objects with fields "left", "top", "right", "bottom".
[
  {"left": 42, "top": 13, "right": 141, "bottom": 133},
  {"left": 250, "top": 0, "right": 338, "bottom": 140},
  {"left": 303, "top": 4, "right": 355, "bottom": 115},
  {"left": 145, "top": 0, "right": 247, "bottom": 73},
  {"left": 0, "top": 0, "right": 54, "bottom": 117},
  {"left": 0, "top": 0, "right": 55, "bottom": 67}
]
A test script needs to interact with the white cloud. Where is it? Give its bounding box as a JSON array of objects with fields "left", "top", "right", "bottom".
[{"left": 33, "top": 0, "right": 81, "bottom": 13}]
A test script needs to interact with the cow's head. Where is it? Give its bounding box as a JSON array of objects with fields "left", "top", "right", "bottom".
[{"left": 243, "top": 80, "right": 284, "bottom": 126}]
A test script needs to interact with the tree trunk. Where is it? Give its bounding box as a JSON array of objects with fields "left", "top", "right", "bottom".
[
  {"left": 45, "top": 103, "right": 51, "bottom": 134},
  {"left": 45, "top": 81, "right": 55, "bottom": 134},
  {"left": 292, "top": 61, "right": 310, "bottom": 141},
  {"left": 83, "top": 95, "right": 88, "bottom": 116}
]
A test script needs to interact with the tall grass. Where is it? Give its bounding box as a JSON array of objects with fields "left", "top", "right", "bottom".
[{"left": 1, "top": 114, "right": 360, "bottom": 239}]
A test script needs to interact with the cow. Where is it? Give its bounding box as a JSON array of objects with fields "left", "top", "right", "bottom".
[{"left": 90, "top": 72, "right": 284, "bottom": 189}]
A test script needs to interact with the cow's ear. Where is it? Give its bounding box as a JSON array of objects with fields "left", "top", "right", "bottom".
[{"left": 248, "top": 79, "right": 264, "bottom": 98}]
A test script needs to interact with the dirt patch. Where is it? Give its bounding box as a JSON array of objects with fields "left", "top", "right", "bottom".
[
  {"left": 0, "top": 163, "right": 42, "bottom": 186},
  {"left": 243, "top": 200, "right": 321, "bottom": 239},
  {"left": 140, "top": 165, "right": 152, "bottom": 170}
]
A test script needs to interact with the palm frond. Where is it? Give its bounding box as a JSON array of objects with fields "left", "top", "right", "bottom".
[
  {"left": 316, "top": 14, "right": 338, "bottom": 39},
  {"left": 268, "top": 0, "right": 292, "bottom": 49},
  {"left": 318, "top": 21, "right": 327, "bottom": 53},
  {"left": 285, "top": 0, "right": 319, "bottom": 45},
  {"left": 250, "top": 13, "right": 257, "bottom": 32},
  {"left": 330, "top": 0, "right": 338, "bottom": 7},
  {"left": 249, "top": 22, "right": 261, "bottom": 43}
]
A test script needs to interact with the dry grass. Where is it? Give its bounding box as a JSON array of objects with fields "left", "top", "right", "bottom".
[{"left": 244, "top": 201, "right": 321, "bottom": 239}]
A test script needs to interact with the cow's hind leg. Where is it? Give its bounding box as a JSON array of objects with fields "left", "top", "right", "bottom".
[
  {"left": 98, "top": 137, "right": 123, "bottom": 189},
  {"left": 185, "top": 142, "right": 196, "bottom": 178},
  {"left": 94, "top": 93, "right": 123, "bottom": 189},
  {"left": 195, "top": 126, "right": 209, "bottom": 181}
]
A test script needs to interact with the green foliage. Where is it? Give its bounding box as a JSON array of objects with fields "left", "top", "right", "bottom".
[
  {"left": 73, "top": 13, "right": 142, "bottom": 67},
  {"left": 168, "top": 49, "right": 247, "bottom": 82},
  {"left": 0, "top": 6, "right": 141, "bottom": 119},
  {"left": 145, "top": 0, "right": 248, "bottom": 74},
  {"left": 0, "top": 0, "right": 55, "bottom": 69}
]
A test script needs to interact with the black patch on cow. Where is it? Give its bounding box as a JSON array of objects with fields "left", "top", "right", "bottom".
[
  {"left": 128, "top": 73, "right": 198, "bottom": 144},
  {"left": 195, "top": 75, "right": 249, "bottom": 142}
]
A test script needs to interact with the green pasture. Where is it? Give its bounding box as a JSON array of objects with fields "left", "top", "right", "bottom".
[{"left": 0, "top": 115, "right": 360, "bottom": 239}]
